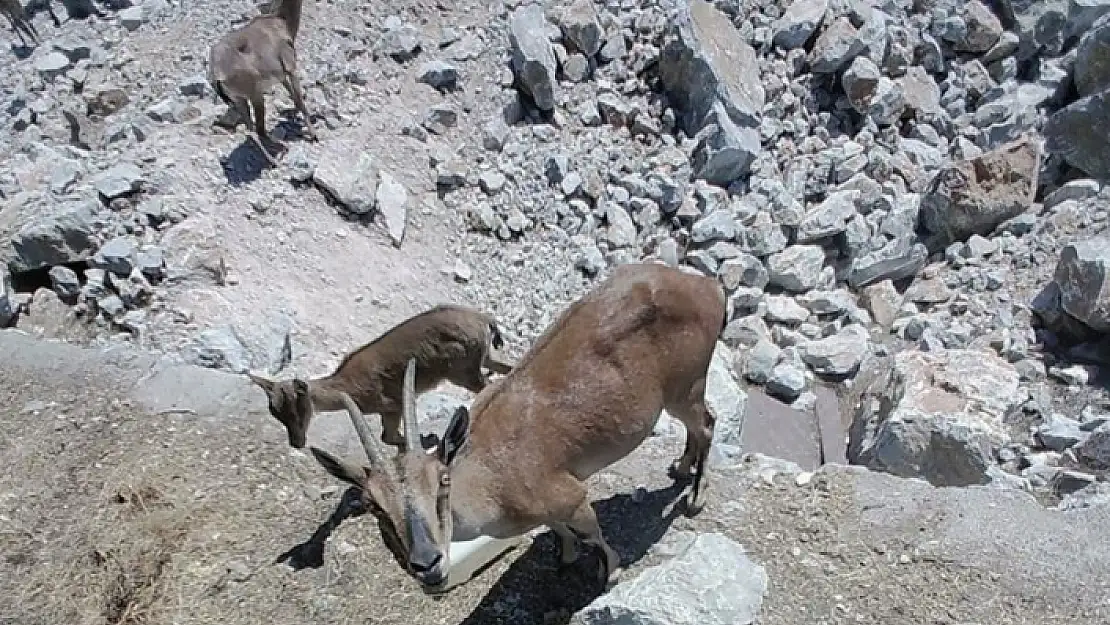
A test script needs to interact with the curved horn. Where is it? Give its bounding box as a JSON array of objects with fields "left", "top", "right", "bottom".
[
  {"left": 339, "top": 392, "right": 387, "bottom": 469},
  {"left": 402, "top": 357, "right": 421, "bottom": 452}
]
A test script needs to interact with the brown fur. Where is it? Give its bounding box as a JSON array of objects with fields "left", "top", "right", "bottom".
[
  {"left": 207, "top": 0, "right": 316, "bottom": 165},
  {"left": 2, "top": 0, "right": 58, "bottom": 47},
  {"left": 311, "top": 263, "right": 727, "bottom": 593},
  {"left": 249, "top": 304, "right": 512, "bottom": 449}
]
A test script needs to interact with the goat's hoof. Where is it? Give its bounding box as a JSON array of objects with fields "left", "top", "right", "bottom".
[
  {"left": 603, "top": 566, "right": 622, "bottom": 591},
  {"left": 668, "top": 460, "right": 693, "bottom": 480},
  {"left": 683, "top": 495, "right": 704, "bottom": 518}
]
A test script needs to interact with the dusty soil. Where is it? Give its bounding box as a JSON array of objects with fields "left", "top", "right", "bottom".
[{"left": 1, "top": 331, "right": 1107, "bottom": 625}]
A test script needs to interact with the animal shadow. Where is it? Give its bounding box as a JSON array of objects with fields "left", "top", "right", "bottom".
[
  {"left": 458, "top": 479, "right": 690, "bottom": 625},
  {"left": 275, "top": 486, "right": 368, "bottom": 570},
  {"left": 8, "top": 43, "right": 34, "bottom": 59},
  {"left": 219, "top": 138, "right": 277, "bottom": 185}
]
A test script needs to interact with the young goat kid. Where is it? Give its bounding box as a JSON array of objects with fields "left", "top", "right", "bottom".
[
  {"left": 2, "top": 0, "right": 59, "bottom": 47},
  {"left": 311, "top": 263, "right": 727, "bottom": 593},
  {"left": 249, "top": 304, "right": 512, "bottom": 450},
  {"left": 207, "top": 0, "right": 316, "bottom": 165}
]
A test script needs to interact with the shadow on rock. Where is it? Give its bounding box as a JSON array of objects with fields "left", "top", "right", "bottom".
[{"left": 459, "top": 479, "right": 689, "bottom": 625}]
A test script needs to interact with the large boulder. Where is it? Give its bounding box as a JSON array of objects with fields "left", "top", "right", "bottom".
[
  {"left": 1077, "top": 423, "right": 1110, "bottom": 469},
  {"left": 848, "top": 349, "right": 1022, "bottom": 487},
  {"left": 1047, "top": 237, "right": 1110, "bottom": 334},
  {"left": 658, "top": 0, "right": 763, "bottom": 185},
  {"left": 508, "top": 3, "right": 559, "bottom": 111},
  {"left": 997, "top": 0, "right": 1110, "bottom": 61},
  {"left": 1045, "top": 91, "right": 1110, "bottom": 181},
  {"left": 313, "top": 152, "right": 379, "bottom": 215},
  {"left": 705, "top": 342, "right": 748, "bottom": 467},
  {"left": 557, "top": 0, "right": 604, "bottom": 56},
  {"left": 572, "top": 533, "right": 767, "bottom": 625},
  {"left": 918, "top": 136, "right": 1041, "bottom": 249},
  {"left": 9, "top": 202, "right": 100, "bottom": 273},
  {"left": 771, "top": 0, "right": 828, "bottom": 50},
  {"left": 1075, "top": 14, "right": 1110, "bottom": 97}
]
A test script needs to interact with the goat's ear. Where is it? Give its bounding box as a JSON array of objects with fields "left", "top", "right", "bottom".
[
  {"left": 248, "top": 373, "right": 275, "bottom": 393},
  {"left": 310, "top": 446, "right": 367, "bottom": 487},
  {"left": 439, "top": 406, "right": 470, "bottom": 465}
]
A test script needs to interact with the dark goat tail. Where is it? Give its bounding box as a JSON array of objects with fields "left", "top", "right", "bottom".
[{"left": 488, "top": 321, "right": 504, "bottom": 350}]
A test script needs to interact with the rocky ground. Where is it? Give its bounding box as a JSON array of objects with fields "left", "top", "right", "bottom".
[
  {"left": 1, "top": 331, "right": 1108, "bottom": 624},
  {"left": 3, "top": 0, "right": 1110, "bottom": 621}
]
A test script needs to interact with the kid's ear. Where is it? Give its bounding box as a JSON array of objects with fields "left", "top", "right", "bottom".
[{"left": 439, "top": 406, "right": 470, "bottom": 465}]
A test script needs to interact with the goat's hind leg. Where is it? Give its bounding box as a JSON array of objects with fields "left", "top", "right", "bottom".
[
  {"left": 665, "top": 376, "right": 715, "bottom": 517},
  {"left": 247, "top": 93, "right": 282, "bottom": 166},
  {"left": 280, "top": 44, "right": 317, "bottom": 141}
]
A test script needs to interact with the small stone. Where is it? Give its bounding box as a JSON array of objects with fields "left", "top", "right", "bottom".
[
  {"left": 601, "top": 203, "right": 637, "bottom": 249},
  {"left": 562, "top": 53, "right": 591, "bottom": 82},
  {"left": 94, "top": 237, "right": 137, "bottom": 277},
  {"left": 35, "top": 52, "right": 71, "bottom": 79},
  {"left": 809, "top": 17, "right": 865, "bottom": 74},
  {"left": 1037, "top": 414, "right": 1088, "bottom": 452},
  {"left": 118, "top": 6, "right": 146, "bottom": 31},
  {"left": 719, "top": 254, "right": 769, "bottom": 291},
  {"left": 417, "top": 60, "right": 460, "bottom": 90},
  {"left": 691, "top": 210, "right": 738, "bottom": 244},
  {"left": 765, "top": 295, "right": 810, "bottom": 325},
  {"left": 47, "top": 266, "right": 80, "bottom": 302},
  {"left": 742, "top": 338, "right": 781, "bottom": 384},
  {"left": 452, "top": 260, "right": 472, "bottom": 283},
  {"left": 136, "top": 247, "right": 166, "bottom": 282},
  {"left": 314, "top": 152, "right": 379, "bottom": 215},
  {"left": 558, "top": 0, "right": 604, "bottom": 56},
  {"left": 801, "top": 325, "right": 870, "bottom": 376},
  {"left": 766, "top": 245, "right": 825, "bottom": 292},
  {"left": 178, "top": 74, "right": 209, "bottom": 97},
  {"left": 772, "top": 0, "right": 828, "bottom": 50},
  {"left": 375, "top": 171, "right": 409, "bottom": 247},
  {"left": 378, "top": 22, "right": 423, "bottom": 62},
  {"left": 767, "top": 363, "right": 806, "bottom": 401},
  {"left": 478, "top": 171, "right": 507, "bottom": 195},
  {"left": 95, "top": 163, "right": 145, "bottom": 202}
]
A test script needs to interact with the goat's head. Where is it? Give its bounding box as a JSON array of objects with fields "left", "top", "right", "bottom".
[
  {"left": 248, "top": 373, "right": 314, "bottom": 448},
  {"left": 310, "top": 358, "right": 470, "bottom": 593}
]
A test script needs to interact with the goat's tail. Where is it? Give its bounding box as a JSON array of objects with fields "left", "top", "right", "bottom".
[{"left": 488, "top": 320, "right": 504, "bottom": 350}]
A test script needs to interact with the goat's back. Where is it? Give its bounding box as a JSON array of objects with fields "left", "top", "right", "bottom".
[
  {"left": 208, "top": 16, "right": 292, "bottom": 93},
  {"left": 327, "top": 305, "right": 496, "bottom": 403},
  {"left": 466, "top": 263, "right": 726, "bottom": 479}
]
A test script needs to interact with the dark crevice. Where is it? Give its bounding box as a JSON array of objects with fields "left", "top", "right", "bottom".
[{"left": 9, "top": 261, "right": 90, "bottom": 294}]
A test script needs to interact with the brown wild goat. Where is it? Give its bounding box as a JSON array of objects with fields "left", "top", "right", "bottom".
[
  {"left": 310, "top": 263, "right": 727, "bottom": 593},
  {"left": 2, "top": 0, "right": 59, "bottom": 47},
  {"left": 249, "top": 304, "right": 512, "bottom": 450},
  {"left": 207, "top": 0, "right": 316, "bottom": 165}
]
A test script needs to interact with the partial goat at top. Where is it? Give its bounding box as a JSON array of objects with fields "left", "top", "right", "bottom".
[
  {"left": 207, "top": 0, "right": 317, "bottom": 165},
  {"left": 2, "top": 0, "right": 59, "bottom": 48}
]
